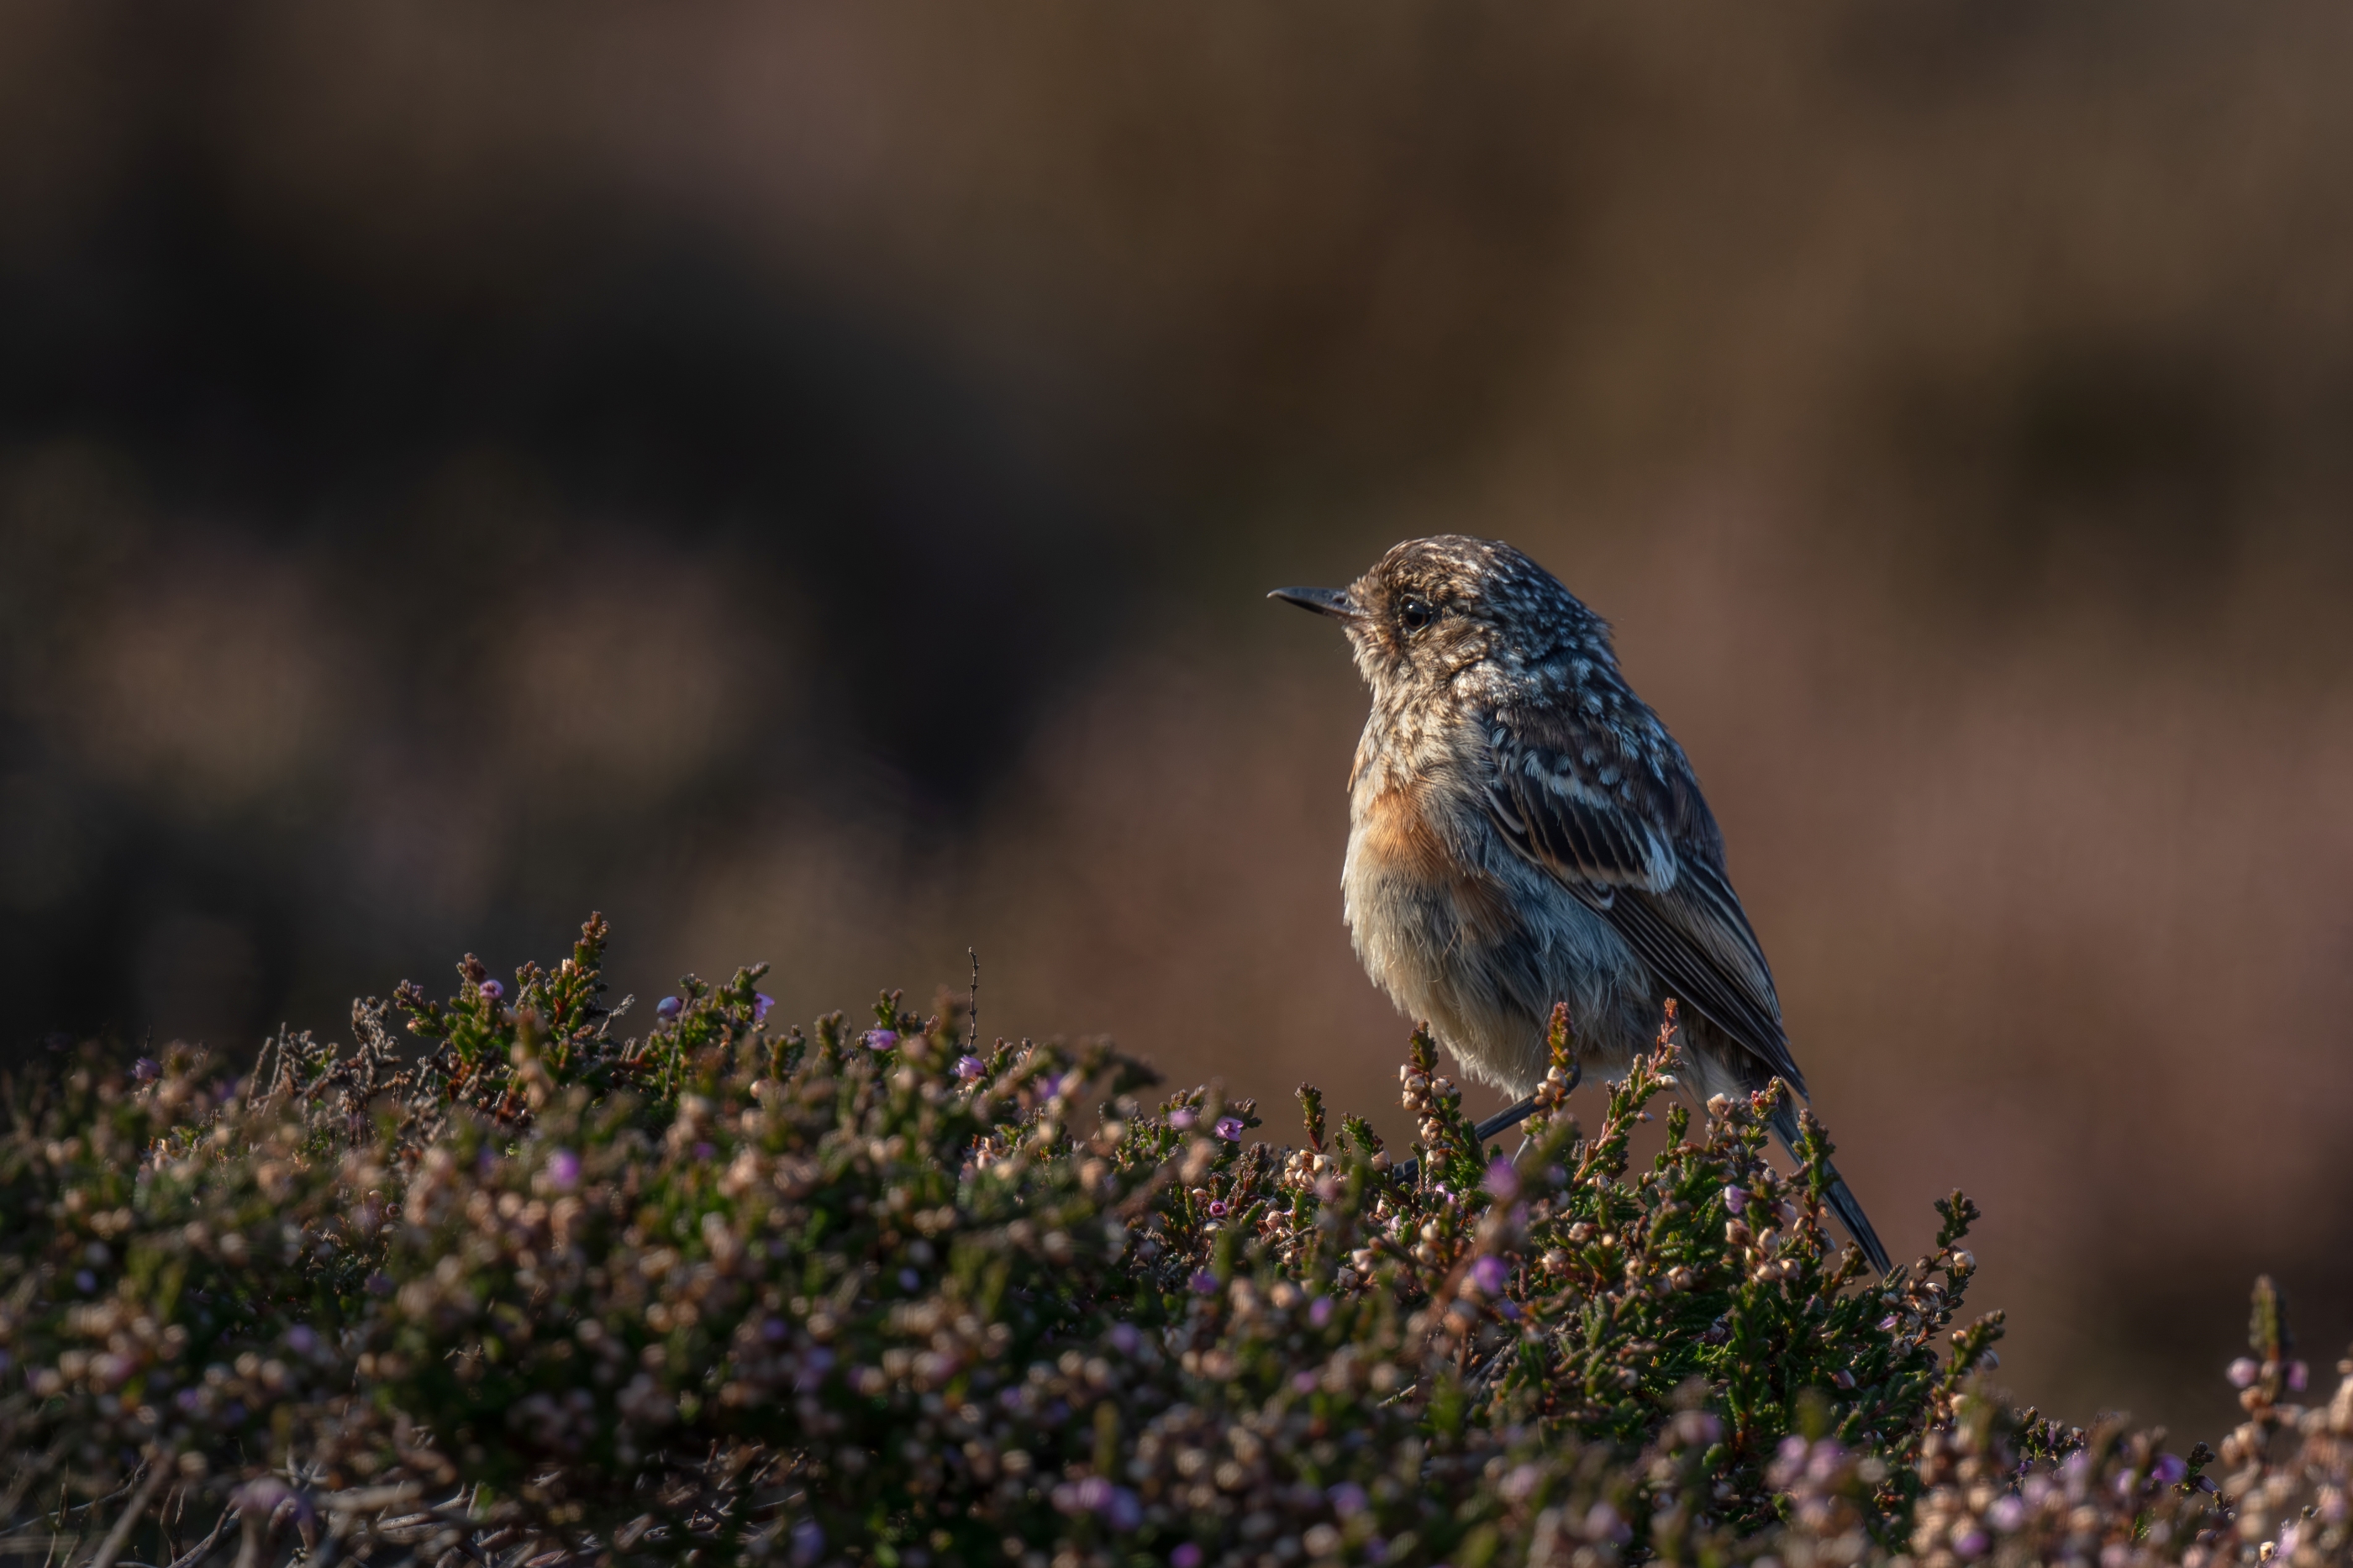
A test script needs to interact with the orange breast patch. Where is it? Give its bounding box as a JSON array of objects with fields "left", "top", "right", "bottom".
[{"left": 1355, "top": 786, "right": 1514, "bottom": 944}]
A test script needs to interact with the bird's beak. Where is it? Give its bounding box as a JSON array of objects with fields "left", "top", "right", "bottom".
[{"left": 1268, "top": 586, "right": 1361, "bottom": 621}]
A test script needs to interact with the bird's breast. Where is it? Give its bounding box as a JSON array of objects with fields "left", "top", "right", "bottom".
[{"left": 1343, "top": 781, "right": 1516, "bottom": 960}]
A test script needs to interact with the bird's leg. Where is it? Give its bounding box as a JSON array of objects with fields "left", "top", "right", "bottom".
[
  {"left": 1390, "top": 1060, "right": 1582, "bottom": 1185},
  {"left": 1471, "top": 1097, "right": 1540, "bottom": 1145}
]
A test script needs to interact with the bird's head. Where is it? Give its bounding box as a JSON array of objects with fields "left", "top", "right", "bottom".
[{"left": 1270, "top": 534, "right": 1608, "bottom": 704}]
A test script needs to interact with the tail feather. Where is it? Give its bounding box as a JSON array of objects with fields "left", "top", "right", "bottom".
[
  {"left": 1822, "top": 1171, "right": 1891, "bottom": 1275},
  {"left": 1766, "top": 1100, "right": 1890, "bottom": 1274}
]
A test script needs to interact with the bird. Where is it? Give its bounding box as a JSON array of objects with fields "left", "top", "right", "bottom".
[{"left": 1271, "top": 534, "right": 1889, "bottom": 1272}]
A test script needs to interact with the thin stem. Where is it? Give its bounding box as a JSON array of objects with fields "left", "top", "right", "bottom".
[{"left": 84, "top": 1464, "right": 168, "bottom": 1568}]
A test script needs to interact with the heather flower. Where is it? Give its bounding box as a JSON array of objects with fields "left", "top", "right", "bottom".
[
  {"left": 6, "top": 913, "right": 2314, "bottom": 1568},
  {"left": 655, "top": 995, "right": 682, "bottom": 1020},
  {"left": 753, "top": 992, "right": 775, "bottom": 1021},
  {"left": 133, "top": 1057, "right": 160, "bottom": 1082},
  {"left": 479, "top": 978, "right": 504, "bottom": 1001},
  {"left": 2228, "top": 1357, "right": 2260, "bottom": 1388},
  {"left": 2288, "top": 1360, "right": 2309, "bottom": 1392}
]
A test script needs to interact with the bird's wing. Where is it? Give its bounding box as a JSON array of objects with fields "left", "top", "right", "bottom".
[{"left": 1483, "top": 734, "right": 1807, "bottom": 1094}]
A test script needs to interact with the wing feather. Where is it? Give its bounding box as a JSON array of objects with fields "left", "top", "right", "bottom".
[{"left": 1487, "top": 745, "right": 1807, "bottom": 1092}]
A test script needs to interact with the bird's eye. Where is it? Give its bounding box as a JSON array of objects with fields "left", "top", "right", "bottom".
[{"left": 1398, "top": 597, "right": 1435, "bottom": 634}]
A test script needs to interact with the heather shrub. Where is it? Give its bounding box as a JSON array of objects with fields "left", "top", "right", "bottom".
[{"left": 2, "top": 918, "right": 2346, "bottom": 1568}]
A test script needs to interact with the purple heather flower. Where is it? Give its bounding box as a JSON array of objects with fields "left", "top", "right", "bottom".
[
  {"left": 1105, "top": 1487, "right": 1143, "bottom": 1532},
  {"left": 1723, "top": 1185, "right": 1748, "bottom": 1214},
  {"left": 692, "top": 1141, "right": 715, "bottom": 1161},
  {"left": 1954, "top": 1528, "right": 1990, "bottom": 1559},
  {"left": 1987, "top": 1495, "right": 2027, "bottom": 1532},
  {"left": 1805, "top": 1441, "right": 1848, "bottom": 1483},
  {"left": 2151, "top": 1453, "right": 2188, "bottom": 1487},
  {"left": 286, "top": 1325, "right": 318, "bottom": 1355},
  {"left": 1213, "top": 1116, "right": 1245, "bottom": 1141},
  {"left": 1309, "top": 1297, "right": 1334, "bottom": 1328},
  {"left": 792, "top": 1348, "right": 834, "bottom": 1392},
  {"left": 480, "top": 978, "right": 504, "bottom": 1002},
  {"left": 656, "top": 996, "right": 682, "bottom": 1021},
  {"left": 2114, "top": 1471, "right": 2139, "bottom": 1499},
  {"left": 1468, "top": 1255, "right": 1509, "bottom": 1296},
  {"left": 1483, "top": 1155, "right": 1520, "bottom": 1202},
  {"left": 133, "top": 1057, "right": 161, "bottom": 1082},
  {"left": 1328, "top": 1481, "right": 1369, "bottom": 1518},
  {"left": 1292, "top": 1371, "right": 1318, "bottom": 1393},
  {"left": 1171, "top": 1545, "right": 1203, "bottom": 1568},
  {"left": 790, "top": 1520, "right": 824, "bottom": 1566},
  {"left": 753, "top": 992, "right": 775, "bottom": 1021},
  {"left": 176, "top": 1387, "right": 203, "bottom": 1413},
  {"left": 1205, "top": 1200, "right": 1229, "bottom": 1219},
  {"left": 1673, "top": 1411, "right": 1724, "bottom": 1448},
  {"left": 234, "top": 1478, "right": 292, "bottom": 1518},
  {"left": 1108, "top": 1323, "right": 1142, "bottom": 1355},
  {"left": 1187, "top": 1270, "right": 1219, "bottom": 1296},
  {"left": 1584, "top": 1502, "right": 1628, "bottom": 1543},
  {"left": 2288, "top": 1360, "right": 2310, "bottom": 1392},
  {"left": 1076, "top": 1477, "right": 1113, "bottom": 1513},
  {"left": 899, "top": 1268, "right": 921, "bottom": 1292},
  {"left": 955, "top": 1055, "right": 985, "bottom": 1080},
  {"left": 75, "top": 1270, "right": 96, "bottom": 1293},
  {"left": 864, "top": 1029, "right": 898, "bottom": 1051},
  {"left": 761, "top": 1317, "right": 788, "bottom": 1343},
  {"left": 2228, "top": 1357, "right": 2261, "bottom": 1388},
  {"left": 547, "top": 1150, "right": 581, "bottom": 1191},
  {"left": 1168, "top": 1108, "right": 1198, "bottom": 1131}
]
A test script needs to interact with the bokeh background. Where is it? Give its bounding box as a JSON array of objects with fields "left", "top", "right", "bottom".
[{"left": 5, "top": 3, "right": 2352, "bottom": 1435}]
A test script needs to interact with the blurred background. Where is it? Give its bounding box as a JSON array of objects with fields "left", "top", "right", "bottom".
[{"left": 4, "top": 2, "right": 2352, "bottom": 1434}]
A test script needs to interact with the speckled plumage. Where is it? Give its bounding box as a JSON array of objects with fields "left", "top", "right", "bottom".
[{"left": 1273, "top": 534, "right": 1888, "bottom": 1271}]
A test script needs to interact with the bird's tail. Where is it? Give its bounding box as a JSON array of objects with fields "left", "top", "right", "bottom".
[{"left": 1767, "top": 1100, "right": 1891, "bottom": 1275}]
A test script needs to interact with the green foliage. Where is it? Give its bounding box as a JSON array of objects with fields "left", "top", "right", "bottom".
[{"left": 0, "top": 921, "right": 2346, "bottom": 1568}]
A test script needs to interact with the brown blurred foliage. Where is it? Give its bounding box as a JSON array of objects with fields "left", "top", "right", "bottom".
[{"left": 3, "top": 2, "right": 2352, "bottom": 1437}]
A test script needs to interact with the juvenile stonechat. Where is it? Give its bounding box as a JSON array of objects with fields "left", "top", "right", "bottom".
[{"left": 1273, "top": 534, "right": 1888, "bottom": 1272}]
